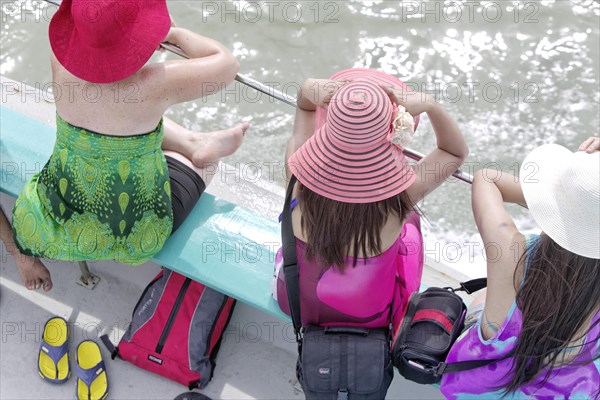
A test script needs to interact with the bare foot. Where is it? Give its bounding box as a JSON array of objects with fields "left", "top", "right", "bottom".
[
  {"left": 188, "top": 122, "right": 249, "bottom": 167},
  {"left": 16, "top": 254, "right": 52, "bottom": 291}
]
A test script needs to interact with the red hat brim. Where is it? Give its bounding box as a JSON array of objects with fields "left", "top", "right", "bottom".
[{"left": 49, "top": 0, "right": 171, "bottom": 83}]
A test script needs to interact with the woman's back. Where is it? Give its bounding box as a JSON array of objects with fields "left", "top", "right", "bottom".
[
  {"left": 440, "top": 235, "right": 600, "bottom": 399},
  {"left": 51, "top": 54, "right": 166, "bottom": 136},
  {"left": 443, "top": 309, "right": 600, "bottom": 399},
  {"left": 275, "top": 211, "right": 424, "bottom": 328}
]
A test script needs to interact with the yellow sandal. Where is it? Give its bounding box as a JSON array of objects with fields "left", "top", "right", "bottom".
[
  {"left": 38, "top": 317, "right": 70, "bottom": 384},
  {"left": 76, "top": 340, "right": 108, "bottom": 400}
]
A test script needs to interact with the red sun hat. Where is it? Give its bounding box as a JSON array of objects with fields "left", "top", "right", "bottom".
[
  {"left": 288, "top": 75, "right": 418, "bottom": 204},
  {"left": 49, "top": 0, "right": 171, "bottom": 84}
]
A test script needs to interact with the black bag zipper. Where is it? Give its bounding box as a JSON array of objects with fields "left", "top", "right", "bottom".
[{"left": 156, "top": 277, "right": 192, "bottom": 354}]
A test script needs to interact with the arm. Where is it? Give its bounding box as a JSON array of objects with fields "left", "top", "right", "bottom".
[
  {"left": 472, "top": 169, "right": 524, "bottom": 246},
  {"left": 472, "top": 170, "right": 526, "bottom": 339},
  {"left": 151, "top": 28, "right": 240, "bottom": 105},
  {"left": 408, "top": 99, "right": 469, "bottom": 202},
  {"left": 382, "top": 87, "right": 469, "bottom": 202},
  {"left": 472, "top": 133, "right": 600, "bottom": 239},
  {"left": 284, "top": 79, "right": 346, "bottom": 179}
]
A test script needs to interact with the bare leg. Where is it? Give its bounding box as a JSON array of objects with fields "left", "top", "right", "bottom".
[
  {"left": 161, "top": 117, "right": 249, "bottom": 168},
  {"left": 0, "top": 208, "right": 52, "bottom": 291}
]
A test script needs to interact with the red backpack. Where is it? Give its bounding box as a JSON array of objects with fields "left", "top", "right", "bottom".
[{"left": 102, "top": 269, "right": 235, "bottom": 390}]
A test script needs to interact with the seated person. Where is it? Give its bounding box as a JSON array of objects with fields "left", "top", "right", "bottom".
[
  {"left": 440, "top": 136, "right": 600, "bottom": 398},
  {"left": 11, "top": 0, "right": 248, "bottom": 285},
  {"left": 272, "top": 68, "right": 469, "bottom": 396}
]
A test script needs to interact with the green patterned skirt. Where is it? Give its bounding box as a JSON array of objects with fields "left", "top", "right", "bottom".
[{"left": 12, "top": 115, "right": 173, "bottom": 265}]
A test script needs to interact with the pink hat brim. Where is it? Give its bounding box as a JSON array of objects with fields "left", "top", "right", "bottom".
[
  {"left": 289, "top": 74, "right": 417, "bottom": 204},
  {"left": 289, "top": 127, "right": 416, "bottom": 203}
]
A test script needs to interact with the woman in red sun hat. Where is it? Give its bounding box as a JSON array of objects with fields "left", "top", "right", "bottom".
[
  {"left": 10, "top": 0, "right": 248, "bottom": 290},
  {"left": 273, "top": 69, "right": 469, "bottom": 398}
]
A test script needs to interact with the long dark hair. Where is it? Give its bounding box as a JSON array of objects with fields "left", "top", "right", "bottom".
[
  {"left": 504, "top": 233, "right": 600, "bottom": 394},
  {"left": 298, "top": 184, "right": 415, "bottom": 269}
]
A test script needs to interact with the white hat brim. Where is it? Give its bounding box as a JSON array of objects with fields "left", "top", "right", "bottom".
[{"left": 521, "top": 144, "right": 600, "bottom": 259}]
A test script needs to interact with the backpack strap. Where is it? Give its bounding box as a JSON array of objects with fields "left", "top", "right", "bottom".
[
  {"left": 100, "top": 334, "right": 118, "bottom": 360},
  {"left": 281, "top": 175, "right": 302, "bottom": 341}
]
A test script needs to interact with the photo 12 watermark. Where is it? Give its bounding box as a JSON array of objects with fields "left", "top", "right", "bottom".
[
  {"left": 200, "top": 1, "right": 340, "bottom": 24},
  {"left": 192, "top": 80, "right": 541, "bottom": 106},
  {"left": 396, "top": 1, "right": 540, "bottom": 24},
  {"left": 1, "top": 81, "right": 142, "bottom": 104}
]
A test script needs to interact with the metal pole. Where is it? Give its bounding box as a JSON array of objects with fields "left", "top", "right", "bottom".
[
  {"left": 77, "top": 261, "right": 100, "bottom": 289},
  {"left": 78, "top": 261, "right": 92, "bottom": 281},
  {"left": 162, "top": 42, "right": 476, "bottom": 183},
  {"left": 39, "top": 0, "right": 474, "bottom": 184},
  {"left": 155, "top": 43, "right": 299, "bottom": 107}
]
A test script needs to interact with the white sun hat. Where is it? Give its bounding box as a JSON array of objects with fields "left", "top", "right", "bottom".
[{"left": 521, "top": 144, "right": 600, "bottom": 259}]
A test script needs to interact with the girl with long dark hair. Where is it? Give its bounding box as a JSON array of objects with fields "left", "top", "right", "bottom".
[
  {"left": 441, "top": 137, "right": 600, "bottom": 398},
  {"left": 273, "top": 68, "right": 469, "bottom": 397}
]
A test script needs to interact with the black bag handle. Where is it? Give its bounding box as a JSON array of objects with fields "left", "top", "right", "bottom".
[
  {"left": 281, "top": 175, "right": 302, "bottom": 339},
  {"left": 173, "top": 392, "right": 212, "bottom": 400},
  {"left": 324, "top": 326, "right": 370, "bottom": 336},
  {"left": 455, "top": 277, "right": 487, "bottom": 294}
]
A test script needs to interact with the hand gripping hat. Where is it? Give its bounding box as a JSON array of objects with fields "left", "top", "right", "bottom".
[
  {"left": 49, "top": 0, "right": 171, "bottom": 84},
  {"left": 288, "top": 69, "right": 420, "bottom": 204},
  {"left": 521, "top": 144, "right": 600, "bottom": 259}
]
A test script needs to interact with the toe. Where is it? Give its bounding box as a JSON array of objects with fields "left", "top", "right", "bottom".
[
  {"left": 43, "top": 279, "right": 53, "bottom": 292},
  {"left": 241, "top": 122, "right": 250, "bottom": 135}
]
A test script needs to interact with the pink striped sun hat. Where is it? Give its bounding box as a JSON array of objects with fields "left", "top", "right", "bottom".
[
  {"left": 288, "top": 70, "right": 418, "bottom": 203},
  {"left": 315, "top": 68, "right": 420, "bottom": 130}
]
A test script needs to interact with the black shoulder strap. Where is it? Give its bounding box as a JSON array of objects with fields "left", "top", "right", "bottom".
[
  {"left": 433, "top": 277, "right": 499, "bottom": 374},
  {"left": 281, "top": 175, "right": 302, "bottom": 338},
  {"left": 455, "top": 278, "right": 487, "bottom": 294},
  {"left": 438, "top": 274, "right": 512, "bottom": 376},
  {"left": 436, "top": 350, "right": 514, "bottom": 375}
]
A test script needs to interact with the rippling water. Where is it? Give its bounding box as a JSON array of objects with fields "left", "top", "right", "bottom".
[{"left": 2, "top": 0, "right": 599, "bottom": 274}]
